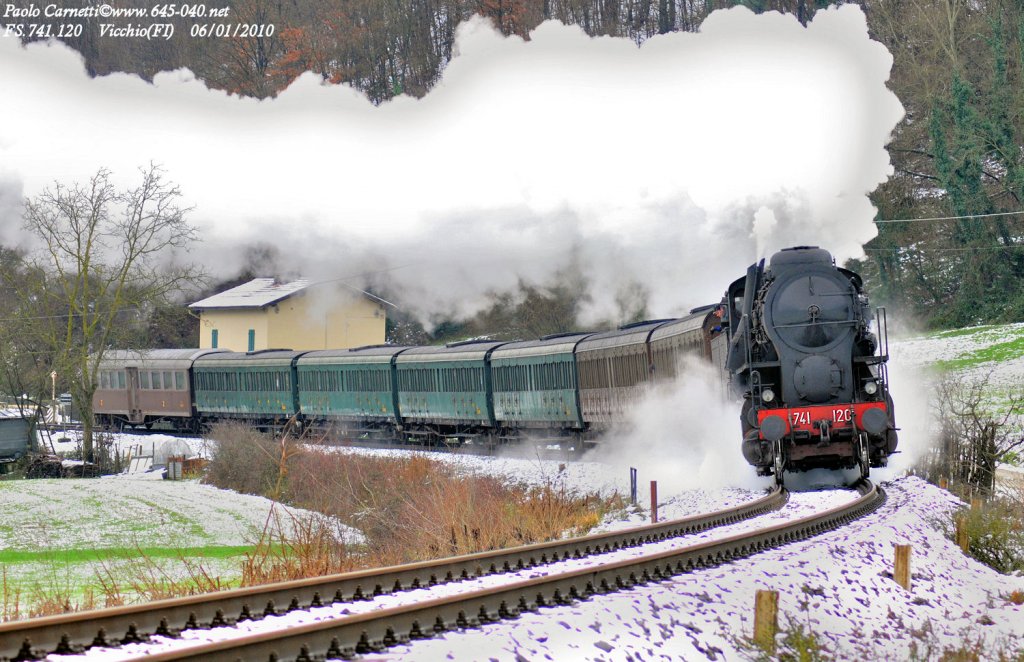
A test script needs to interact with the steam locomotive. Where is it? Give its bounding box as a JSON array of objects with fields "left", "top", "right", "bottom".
[{"left": 725, "top": 246, "right": 897, "bottom": 483}]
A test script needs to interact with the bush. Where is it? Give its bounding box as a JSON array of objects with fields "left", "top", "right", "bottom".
[
  {"left": 951, "top": 497, "right": 1024, "bottom": 575},
  {"left": 240, "top": 509, "right": 358, "bottom": 586},
  {"left": 203, "top": 423, "right": 297, "bottom": 498},
  {"left": 284, "top": 449, "right": 620, "bottom": 566},
  {"left": 914, "top": 373, "right": 1024, "bottom": 497},
  {"left": 205, "top": 427, "right": 623, "bottom": 579}
]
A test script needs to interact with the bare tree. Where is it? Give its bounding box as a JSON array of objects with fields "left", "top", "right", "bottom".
[
  {"left": 918, "top": 371, "right": 1024, "bottom": 495},
  {"left": 0, "top": 245, "right": 52, "bottom": 422},
  {"left": 19, "top": 165, "right": 203, "bottom": 464}
]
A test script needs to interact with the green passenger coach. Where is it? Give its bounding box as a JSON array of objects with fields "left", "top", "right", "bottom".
[
  {"left": 489, "top": 332, "right": 593, "bottom": 434},
  {"left": 394, "top": 340, "right": 506, "bottom": 441},
  {"left": 192, "top": 350, "right": 307, "bottom": 423},
  {"left": 296, "top": 345, "right": 410, "bottom": 431}
]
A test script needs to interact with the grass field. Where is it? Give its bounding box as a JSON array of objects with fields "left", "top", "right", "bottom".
[
  {"left": 894, "top": 323, "right": 1024, "bottom": 375},
  {"left": 0, "top": 476, "right": 331, "bottom": 616}
]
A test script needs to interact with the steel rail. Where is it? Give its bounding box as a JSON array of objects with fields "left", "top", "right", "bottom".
[
  {"left": 2, "top": 486, "right": 785, "bottom": 660},
  {"left": 135, "top": 480, "right": 884, "bottom": 662}
]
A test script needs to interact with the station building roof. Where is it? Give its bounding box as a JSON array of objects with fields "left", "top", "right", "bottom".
[{"left": 189, "top": 278, "right": 393, "bottom": 310}]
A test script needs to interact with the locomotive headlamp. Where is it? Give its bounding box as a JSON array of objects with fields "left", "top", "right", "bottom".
[
  {"left": 864, "top": 381, "right": 878, "bottom": 395},
  {"left": 761, "top": 388, "right": 775, "bottom": 403}
]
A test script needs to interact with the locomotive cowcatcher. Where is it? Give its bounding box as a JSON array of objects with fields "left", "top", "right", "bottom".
[{"left": 724, "top": 246, "right": 897, "bottom": 483}]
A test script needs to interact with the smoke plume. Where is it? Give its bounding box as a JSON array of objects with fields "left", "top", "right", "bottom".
[{"left": 0, "top": 6, "right": 903, "bottom": 325}]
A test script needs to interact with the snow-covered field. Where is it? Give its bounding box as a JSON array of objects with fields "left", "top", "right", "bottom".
[
  {"left": 0, "top": 474, "right": 348, "bottom": 606},
  {"left": 0, "top": 436, "right": 766, "bottom": 616},
  {"left": 891, "top": 323, "right": 1024, "bottom": 396}
]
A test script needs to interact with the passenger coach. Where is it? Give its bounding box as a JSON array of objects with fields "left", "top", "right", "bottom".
[
  {"left": 192, "top": 350, "right": 307, "bottom": 426},
  {"left": 93, "top": 349, "right": 225, "bottom": 431},
  {"left": 394, "top": 340, "right": 506, "bottom": 444},
  {"left": 296, "top": 345, "right": 410, "bottom": 433},
  {"left": 490, "top": 332, "right": 592, "bottom": 442}
]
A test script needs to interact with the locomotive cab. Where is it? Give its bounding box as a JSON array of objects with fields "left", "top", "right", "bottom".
[{"left": 726, "top": 246, "right": 897, "bottom": 483}]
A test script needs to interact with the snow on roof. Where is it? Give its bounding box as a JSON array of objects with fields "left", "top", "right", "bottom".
[
  {"left": 0, "top": 408, "right": 33, "bottom": 420},
  {"left": 189, "top": 278, "right": 312, "bottom": 310},
  {"left": 189, "top": 278, "right": 395, "bottom": 310}
]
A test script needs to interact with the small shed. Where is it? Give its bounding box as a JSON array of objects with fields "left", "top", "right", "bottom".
[{"left": 0, "top": 409, "right": 33, "bottom": 464}]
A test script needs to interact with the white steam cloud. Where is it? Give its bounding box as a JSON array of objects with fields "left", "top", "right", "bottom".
[
  {"left": 591, "top": 357, "right": 772, "bottom": 492},
  {"left": 875, "top": 361, "right": 935, "bottom": 479},
  {"left": 0, "top": 5, "right": 902, "bottom": 324}
]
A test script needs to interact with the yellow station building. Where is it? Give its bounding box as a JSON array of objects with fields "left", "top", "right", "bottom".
[{"left": 190, "top": 278, "right": 390, "bottom": 352}]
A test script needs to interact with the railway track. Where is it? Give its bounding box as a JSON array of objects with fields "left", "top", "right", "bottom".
[
  {"left": 3, "top": 481, "right": 884, "bottom": 662},
  {"left": 2, "top": 486, "right": 785, "bottom": 660}
]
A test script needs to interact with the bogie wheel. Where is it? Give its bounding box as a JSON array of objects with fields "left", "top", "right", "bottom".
[
  {"left": 857, "top": 432, "right": 870, "bottom": 482},
  {"left": 773, "top": 439, "right": 786, "bottom": 487}
]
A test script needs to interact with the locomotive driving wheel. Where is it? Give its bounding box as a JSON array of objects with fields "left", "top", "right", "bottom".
[
  {"left": 772, "top": 439, "right": 786, "bottom": 486},
  {"left": 857, "top": 432, "right": 870, "bottom": 482}
]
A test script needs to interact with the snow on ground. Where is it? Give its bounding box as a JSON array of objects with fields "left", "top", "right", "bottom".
[
  {"left": 891, "top": 323, "right": 1024, "bottom": 391},
  {"left": 0, "top": 474, "right": 361, "bottom": 606},
  {"left": 53, "top": 477, "right": 1024, "bottom": 661},
  {"left": 384, "top": 477, "right": 1023, "bottom": 660},
  {"left": 13, "top": 324, "right": 1024, "bottom": 656},
  {"left": 39, "top": 429, "right": 214, "bottom": 464},
  {"left": 1, "top": 435, "right": 762, "bottom": 618},
  {"left": 56, "top": 484, "right": 857, "bottom": 660},
  {"left": 0, "top": 478, "right": 333, "bottom": 552}
]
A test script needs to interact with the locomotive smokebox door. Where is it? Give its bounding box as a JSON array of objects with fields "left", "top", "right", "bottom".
[{"left": 794, "top": 355, "right": 842, "bottom": 403}]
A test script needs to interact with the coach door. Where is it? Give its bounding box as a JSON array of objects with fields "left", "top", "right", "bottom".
[{"left": 126, "top": 367, "right": 143, "bottom": 424}]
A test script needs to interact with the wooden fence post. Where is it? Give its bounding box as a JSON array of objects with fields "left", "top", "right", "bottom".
[
  {"left": 955, "top": 515, "right": 969, "bottom": 553},
  {"left": 650, "top": 480, "right": 658, "bottom": 524},
  {"left": 938, "top": 477, "right": 948, "bottom": 490},
  {"left": 971, "top": 497, "right": 982, "bottom": 511},
  {"left": 753, "top": 590, "right": 779, "bottom": 654},
  {"left": 894, "top": 544, "right": 912, "bottom": 590}
]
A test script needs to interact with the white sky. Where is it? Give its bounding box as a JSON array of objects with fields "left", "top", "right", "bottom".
[{"left": 0, "top": 6, "right": 903, "bottom": 323}]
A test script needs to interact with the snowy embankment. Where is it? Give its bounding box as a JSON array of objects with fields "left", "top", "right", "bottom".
[{"left": 387, "top": 476, "right": 1024, "bottom": 660}]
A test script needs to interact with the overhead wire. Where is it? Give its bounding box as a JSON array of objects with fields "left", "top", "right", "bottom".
[
  {"left": 868, "top": 208, "right": 1024, "bottom": 252},
  {"left": 874, "top": 209, "right": 1024, "bottom": 223}
]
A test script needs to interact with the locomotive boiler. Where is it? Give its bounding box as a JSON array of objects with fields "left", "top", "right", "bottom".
[{"left": 725, "top": 246, "right": 897, "bottom": 483}]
